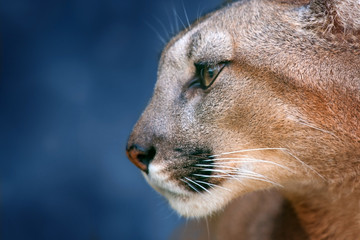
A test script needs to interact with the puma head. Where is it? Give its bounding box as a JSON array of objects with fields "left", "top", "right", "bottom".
[{"left": 126, "top": 0, "right": 360, "bottom": 218}]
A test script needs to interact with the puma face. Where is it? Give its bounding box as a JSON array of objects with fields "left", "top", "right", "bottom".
[{"left": 127, "top": 0, "right": 360, "bottom": 218}]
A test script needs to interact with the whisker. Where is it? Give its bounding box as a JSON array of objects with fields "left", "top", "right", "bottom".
[
  {"left": 182, "top": 1, "right": 191, "bottom": 28},
  {"left": 193, "top": 173, "right": 233, "bottom": 179},
  {"left": 145, "top": 21, "right": 166, "bottom": 44},
  {"left": 281, "top": 149, "right": 327, "bottom": 182},
  {"left": 184, "top": 177, "right": 211, "bottom": 194},
  {"left": 209, "top": 147, "right": 326, "bottom": 181},
  {"left": 193, "top": 173, "right": 283, "bottom": 188},
  {"left": 172, "top": 7, "right": 180, "bottom": 32},
  {"left": 205, "top": 216, "right": 210, "bottom": 240},
  {"left": 196, "top": 4, "right": 205, "bottom": 21},
  {"left": 153, "top": 16, "right": 171, "bottom": 40},
  {"left": 194, "top": 173, "right": 258, "bottom": 179},
  {"left": 206, "top": 165, "right": 242, "bottom": 170},
  {"left": 194, "top": 180, "right": 232, "bottom": 192},
  {"left": 237, "top": 174, "right": 283, "bottom": 188},
  {"left": 199, "top": 168, "right": 235, "bottom": 174},
  {"left": 204, "top": 158, "right": 294, "bottom": 173},
  {"left": 239, "top": 169, "right": 270, "bottom": 179},
  {"left": 211, "top": 148, "right": 287, "bottom": 157},
  {"left": 232, "top": 169, "right": 283, "bottom": 187},
  {"left": 180, "top": 178, "right": 200, "bottom": 193},
  {"left": 195, "top": 163, "right": 217, "bottom": 168},
  {"left": 297, "top": 121, "right": 338, "bottom": 138},
  {"left": 165, "top": 8, "right": 175, "bottom": 34},
  {"left": 175, "top": 9, "right": 187, "bottom": 30}
]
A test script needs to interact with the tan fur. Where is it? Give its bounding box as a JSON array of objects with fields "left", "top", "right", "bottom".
[{"left": 127, "top": 0, "right": 360, "bottom": 239}]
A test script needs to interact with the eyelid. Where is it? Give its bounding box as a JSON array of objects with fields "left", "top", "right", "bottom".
[{"left": 195, "top": 61, "right": 229, "bottom": 70}]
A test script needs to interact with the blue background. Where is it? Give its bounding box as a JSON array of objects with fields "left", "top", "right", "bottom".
[{"left": 1, "top": 0, "right": 222, "bottom": 239}]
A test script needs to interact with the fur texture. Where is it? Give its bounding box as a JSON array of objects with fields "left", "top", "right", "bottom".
[{"left": 127, "top": 0, "right": 360, "bottom": 239}]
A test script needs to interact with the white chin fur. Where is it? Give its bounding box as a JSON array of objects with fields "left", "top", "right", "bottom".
[
  {"left": 144, "top": 163, "right": 237, "bottom": 218},
  {"left": 167, "top": 192, "right": 232, "bottom": 218}
]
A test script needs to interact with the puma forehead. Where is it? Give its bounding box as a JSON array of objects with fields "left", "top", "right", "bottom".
[
  {"left": 158, "top": 18, "right": 235, "bottom": 95},
  {"left": 163, "top": 27, "right": 234, "bottom": 63}
]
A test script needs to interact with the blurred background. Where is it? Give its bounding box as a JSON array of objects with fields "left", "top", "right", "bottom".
[{"left": 1, "top": 0, "right": 222, "bottom": 239}]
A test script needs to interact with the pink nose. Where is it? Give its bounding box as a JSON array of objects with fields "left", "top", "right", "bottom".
[{"left": 126, "top": 144, "right": 156, "bottom": 173}]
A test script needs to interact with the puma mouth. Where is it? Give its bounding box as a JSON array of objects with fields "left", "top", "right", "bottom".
[
  {"left": 143, "top": 148, "right": 222, "bottom": 196},
  {"left": 144, "top": 163, "right": 191, "bottom": 197}
]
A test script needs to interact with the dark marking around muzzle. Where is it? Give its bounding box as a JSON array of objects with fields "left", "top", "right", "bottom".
[{"left": 174, "top": 148, "right": 219, "bottom": 193}]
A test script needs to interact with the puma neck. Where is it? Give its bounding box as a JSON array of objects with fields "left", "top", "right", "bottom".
[{"left": 284, "top": 171, "right": 360, "bottom": 240}]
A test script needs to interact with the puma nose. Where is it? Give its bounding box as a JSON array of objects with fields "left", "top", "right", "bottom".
[{"left": 126, "top": 144, "right": 156, "bottom": 173}]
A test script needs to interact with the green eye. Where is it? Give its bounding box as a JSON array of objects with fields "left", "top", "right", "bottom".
[{"left": 193, "top": 62, "right": 227, "bottom": 90}]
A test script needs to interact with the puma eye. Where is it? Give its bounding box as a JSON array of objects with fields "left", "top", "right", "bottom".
[{"left": 189, "top": 62, "right": 227, "bottom": 90}]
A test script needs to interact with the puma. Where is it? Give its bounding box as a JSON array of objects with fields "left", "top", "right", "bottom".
[{"left": 126, "top": 0, "right": 360, "bottom": 239}]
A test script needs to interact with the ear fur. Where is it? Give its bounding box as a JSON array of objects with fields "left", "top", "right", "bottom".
[{"left": 303, "top": 0, "right": 360, "bottom": 44}]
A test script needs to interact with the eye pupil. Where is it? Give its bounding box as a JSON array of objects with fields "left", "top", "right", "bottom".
[
  {"left": 207, "top": 67, "right": 215, "bottom": 78},
  {"left": 200, "top": 68, "right": 205, "bottom": 79}
]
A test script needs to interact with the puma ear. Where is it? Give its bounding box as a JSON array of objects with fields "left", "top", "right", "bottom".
[{"left": 303, "top": 0, "right": 360, "bottom": 43}]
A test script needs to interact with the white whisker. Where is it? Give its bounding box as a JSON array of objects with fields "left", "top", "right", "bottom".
[
  {"left": 193, "top": 172, "right": 283, "bottom": 188},
  {"left": 172, "top": 7, "right": 180, "bottom": 32},
  {"left": 153, "top": 16, "right": 171, "bottom": 40},
  {"left": 196, "top": 4, "right": 205, "bottom": 21},
  {"left": 145, "top": 21, "right": 166, "bottom": 44},
  {"left": 298, "top": 121, "right": 338, "bottom": 138},
  {"left": 182, "top": 1, "right": 191, "bottom": 28},
  {"left": 194, "top": 180, "right": 232, "bottom": 192},
  {"left": 199, "top": 168, "right": 235, "bottom": 174},
  {"left": 239, "top": 169, "right": 270, "bottom": 179},
  {"left": 193, "top": 173, "right": 232, "bottom": 179},
  {"left": 207, "top": 165, "right": 242, "bottom": 170},
  {"left": 204, "top": 158, "right": 294, "bottom": 173},
  {"left": 205, "top": 216, "right": 210, "bottom": 240},
  {"left": 173, "top": 8, "right": 187, "bottom": 31},
  {"left": 281, "top": 149, "right": 327, "bottom": 181},
  {"left": 180, "top": 178, "right": 199, "bottom": 193},
  {"left": 237, "top": 175, "right": 283, "bottom": 187},
  {"left": 165, "top": 8, "right": 175, "bottom": 34},
  {"left": 234, "top": 170, "right": 283, "bottom": 187},
  {"left": 208, "top": 147, "right": 325, "bottom": 181},
  {"left": 184, "top": 177, "right": 211, "bottom": 194},
  {"left": 211, "top": 148, "right": 287, "bottom": 157},
  {"left": 195, "top": 164, "right": 217, "bottom": 168}
]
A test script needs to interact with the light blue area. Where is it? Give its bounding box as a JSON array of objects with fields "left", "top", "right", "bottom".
[{"left": 1, "top": 0, "right": 221, "bottom": 239}]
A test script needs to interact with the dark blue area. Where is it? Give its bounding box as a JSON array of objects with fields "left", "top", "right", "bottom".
[{"left": 1, "top": 0, "right": 221, "bottom": 239}]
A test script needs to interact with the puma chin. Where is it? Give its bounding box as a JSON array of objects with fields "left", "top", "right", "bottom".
[
  {"left": 126, "top": 0, "right": 360, "bottom": 235},
  {"left": 144, "top": 163, "right": 242, "bottom": 217}
]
